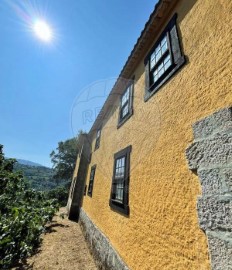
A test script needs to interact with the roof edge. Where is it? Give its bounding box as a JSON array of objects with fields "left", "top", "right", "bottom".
[{"left": 89, "top": 0, "right": 178, "bottom": 137}]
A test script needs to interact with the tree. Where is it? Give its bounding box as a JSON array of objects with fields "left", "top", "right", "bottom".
[
  {"left": 46, "top": 186, "right": 69, "bottom": 206},
  {"left": 50, "top": 136, "right": 81, "bottom": 182}
]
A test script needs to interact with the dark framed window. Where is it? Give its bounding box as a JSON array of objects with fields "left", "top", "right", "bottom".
[
  {"left": 109, "top": 145, "right": 132, "bottom": 215},
  {"left": 94, "top": 128, "right": 101, "bottom": 150},
  {"left": 144, "top": 13, "right": 186, "bottom": 101},
  {"left": 117, "top": 82, "right": 134, "bottom": 128},
  {"left": 87, "top": 165, "right": 96, "bottom": 197}
]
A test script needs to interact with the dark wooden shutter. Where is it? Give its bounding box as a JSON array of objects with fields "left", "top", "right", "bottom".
[{"left": 169, "top": 23, "right": 182, "bottom": 64}]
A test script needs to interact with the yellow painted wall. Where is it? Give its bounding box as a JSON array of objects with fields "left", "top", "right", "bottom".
[{"left": 82, "top": 0, "right": 232, "bottom": 269}]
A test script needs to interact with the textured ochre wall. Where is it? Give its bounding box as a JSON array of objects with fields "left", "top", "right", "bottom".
[{"left": 82, "top": 0, "right": 232, "bottom": 269}]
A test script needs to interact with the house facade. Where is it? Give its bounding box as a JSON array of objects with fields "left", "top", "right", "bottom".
[{"left": 67, "top": 0, "right": 232, "bottom": 269}]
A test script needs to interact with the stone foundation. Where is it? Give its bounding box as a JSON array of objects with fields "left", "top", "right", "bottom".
[
  {"left": 186, "top": 107, "right": 232, "bottom": 270},
  {"left": 79, "top": 208, "right": 130, "bottom": 270}
]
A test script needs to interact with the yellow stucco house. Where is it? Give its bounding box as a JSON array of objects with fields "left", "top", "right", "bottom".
[{"left": 67, "top": 0, "right": 232, "bottom": 269}]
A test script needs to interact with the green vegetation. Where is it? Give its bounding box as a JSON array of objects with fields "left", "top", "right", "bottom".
[
  {"left": 13, "top": 162, "right": 70, "bottom": 207},
  {"left": 46, "top": 186, "right": 70, "bottom": 207},
  {"left": 50, "top": 136, "right": 80, "bottom": 181},
  {"left": 0, "top": 145, "right": 59, "bottom": 269},
  {"left": 14, "top": 163, "right": 56, "bottom": 191},
  {"left": 0, "top": 135, "right": 79, "bottom": 267}
]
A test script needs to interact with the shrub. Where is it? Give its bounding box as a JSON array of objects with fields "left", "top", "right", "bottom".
[
  {"left": 0, "top": 145, "right": 59, "bottom": 268},
  {"left": 46, "top": 184, "right": 70, "bottom": 207}
]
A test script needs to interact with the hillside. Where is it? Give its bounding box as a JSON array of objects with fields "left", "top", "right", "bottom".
[
  {"left": 14, "top": 162, "right": 58, "bottom": 190},
  {"left": 17, "top": 158, "right": 44, "bottom": 167}
]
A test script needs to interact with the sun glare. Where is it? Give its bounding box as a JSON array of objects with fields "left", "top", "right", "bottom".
[
  {"left": 33, "top": 20, "right": 53, "bottom": 42},
  {"left": 6, "top": 1, "right": 57, "bottom": 45}
]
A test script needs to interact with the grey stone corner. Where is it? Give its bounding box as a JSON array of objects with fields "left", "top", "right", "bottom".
[{"left": 185, "top": 106, "right": 232, "bottom": 270}]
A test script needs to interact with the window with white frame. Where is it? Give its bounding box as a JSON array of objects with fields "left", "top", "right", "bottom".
[
  {"left": 94, "top": 128, "right": 101, "bottom": 150},
  {"left": 118, "top": 82, "right": 133, "bottom": 127},
  {"left": 150, "top": 35, "right": 172, "bottom": 84},
  {"left": 109, "top": 145, "right": 131, "bottom": 215},
  {"left": 144, "top": 13, "right": 186, "bottom": 101}
]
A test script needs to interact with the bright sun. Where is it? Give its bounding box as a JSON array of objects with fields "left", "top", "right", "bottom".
[{"left": 33, "top": 20, "right": 53, "bottom": 42}]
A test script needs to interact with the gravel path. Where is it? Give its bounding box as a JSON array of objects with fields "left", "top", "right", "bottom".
[{"left": 15, "top": 208, "right": 97, "bottom": 270}]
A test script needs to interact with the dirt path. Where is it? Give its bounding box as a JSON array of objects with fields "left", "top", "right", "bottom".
[{"left": 18, "top": 208, "right": 97, "bottom": 270}]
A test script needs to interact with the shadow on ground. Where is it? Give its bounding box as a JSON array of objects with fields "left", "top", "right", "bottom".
[
  {"left": 13, "top": 208, "right": 97, "bottom": 270},
  {"left": 45, "top": 222, "right": 70, "bottom": 234}
]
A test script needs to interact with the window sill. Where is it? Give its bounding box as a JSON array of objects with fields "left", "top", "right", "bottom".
[
  {"left": 87, "top": 193, "right": 92, "bottom": 198},
  {"left": 117, "top": 110, "right": 133, "bottom": 129},
  {"left": 144, "top": 55, "right": 186, "bottom": 102},
  {"left": 94, "top": 145, "right": 100, "bottom": 152},
  {"left": 109, "top": 199, "right": 129, "bottom": 216}
]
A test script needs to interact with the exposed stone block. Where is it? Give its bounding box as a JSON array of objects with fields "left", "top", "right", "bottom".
[
  {"left": 197, "top": 195, "right": 232, "bottom": 231},
  {"left": 193, "top": 107, "right": 232, "bottom": 140},
  {"left": 198, "top": 168, "right": 223, "bottom": 195},
  {"left": 186, "top": 133, "right": 232, "bottom": 170},
  {"left": 79, "top": 209, "right": 130, "bottom": 270},
  {"left": 186, "top": 107, "right": 232, "bottom": 270},
  {"left": 206, "top": 231, "right": 232, "bottom": 270},
  {"left": 223, "top": 167, "right": 232, "bottom": 192},
  {"left": 198, "top": 167, "right": 232, "bottom": 195}
]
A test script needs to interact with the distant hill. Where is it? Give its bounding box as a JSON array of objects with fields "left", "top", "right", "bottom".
[
  {"left": 17, "top": 159, "right": 45, "bottom": 167},
  {"left": 14, "top": 162, "right": 58, "bottom": 191}
]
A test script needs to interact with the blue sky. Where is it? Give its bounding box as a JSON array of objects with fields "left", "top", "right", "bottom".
[{"left": 0, "top": 0, "right": 157, "bottom": 167}]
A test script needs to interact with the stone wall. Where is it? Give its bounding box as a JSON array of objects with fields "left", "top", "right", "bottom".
[
  {"left": 79, "top": 208, "right": 130, "bottom": 270},
  {"left": 186, "top": 107, "right": 232, "bottom": 270}
]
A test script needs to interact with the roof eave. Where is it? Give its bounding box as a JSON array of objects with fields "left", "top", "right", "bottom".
[{"left": 89, "top": 0, "right": 179, "bottom": 138}]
